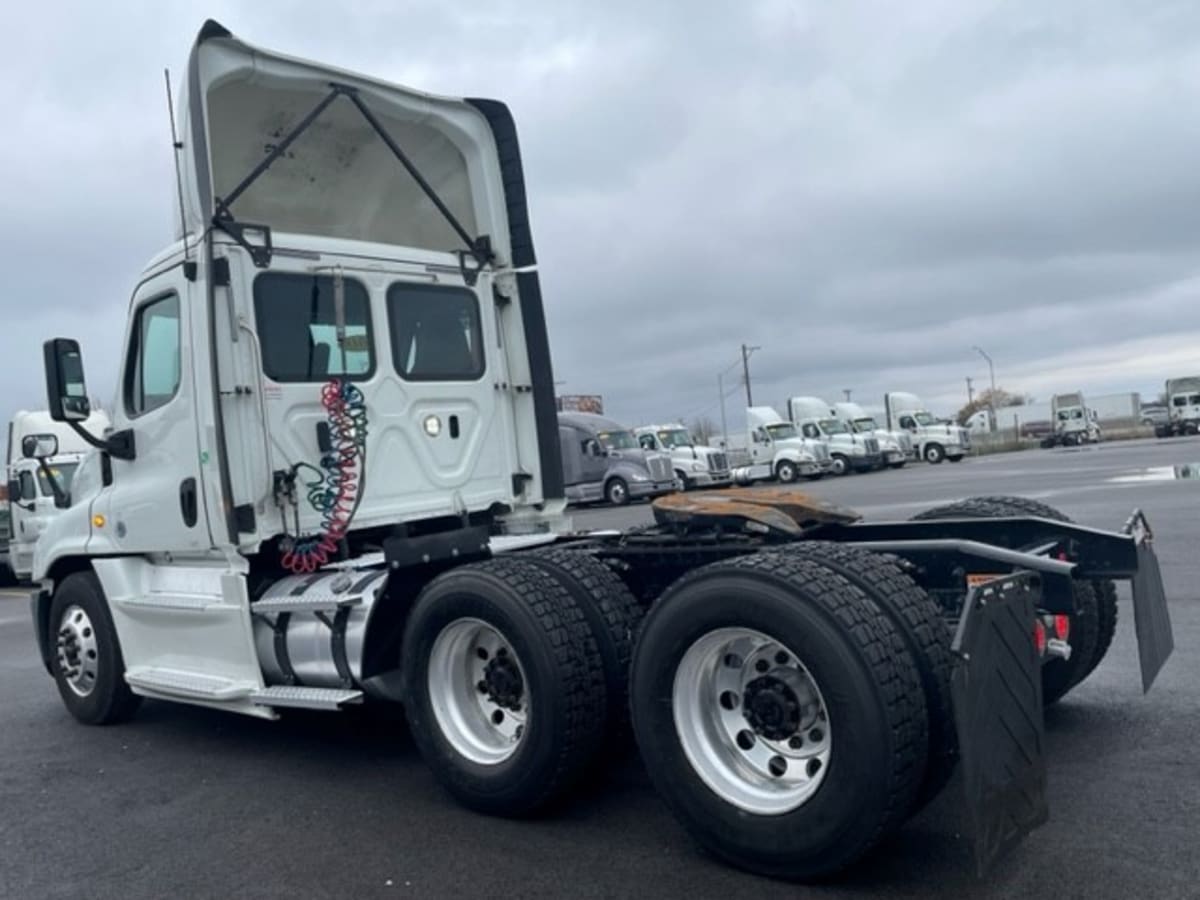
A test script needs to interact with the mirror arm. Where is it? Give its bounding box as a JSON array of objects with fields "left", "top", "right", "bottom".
[
  {"left": 67, "top": 422, "right": 136, "bottom": 462},
  {"left": 35, "top": 459, "right": 70, "bottom": 509}
]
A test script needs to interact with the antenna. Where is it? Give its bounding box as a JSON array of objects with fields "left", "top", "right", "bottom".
[{"left": 164, "top": 69, "right": 194, "bottom": 278}]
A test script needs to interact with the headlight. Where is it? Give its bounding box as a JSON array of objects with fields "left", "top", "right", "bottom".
[
  {"left": 691, "top": 462, "right": 705, "bottom": 472},
  {"left": 631, "top": 473, "right": 649, "bottom": 482}
]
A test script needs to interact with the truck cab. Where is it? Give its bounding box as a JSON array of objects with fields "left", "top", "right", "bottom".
[
  {"left": 5, "top": 410, "right": 111, "bottom": 582},
  {"left": 1050, "top": 393, "right": 1101, "bottom": 446},
  {"left": 716, "top": 406, "right": 828, "bottom": 484},
  {"left": 883, "top": 392, "right": 968, "bottom": 464},
  {"left": 633, "top": 424, "right": 731, "bottom": 490},
  {"left": 786, "top": 396, "right": 882, "bottom": 476},
  {"left": 1162, "top": 377, "right": 1200, "bottom": 437},
  {"left": 559, "top": 413, "right": 676, "bottom": 505},
  {"left": 831, "top": 401, "right": 910, "bottom": 470}
]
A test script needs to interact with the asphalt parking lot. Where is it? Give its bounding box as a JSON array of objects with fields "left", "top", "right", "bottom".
[{"left": 2, "top": 437, "right": 1198, "bottom": 899}]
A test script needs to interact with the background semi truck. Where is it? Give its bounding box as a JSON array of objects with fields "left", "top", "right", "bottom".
[
  {"left": 883, "top": 392, "right": 969, "bottom": 463},
  {"left": 24, "top": 20, "right": 1174, "bottom": 884},
  {"left": 832, "top": 401, "right": 910, "bottom": 469},
  {"left": 784, "top": 396, "right": 881, "bottom": 475},
  {"left": 1157, "top": 376, "right": 1200, "bottom": 437},
  {"left": 5, "top": 409, "right": 111, "bottom": 582},
  {"left": 633, "top": 424, "right": 731, "bottom": 490},
  {"left": 714, "top": 406, "right": 829, "bottom": 483},
  {"left": 559, "top": 412, "right": 676, "bottom": 505},
  {"left": 1044, "top": 392, "right": 1101, "bottom": 447}
]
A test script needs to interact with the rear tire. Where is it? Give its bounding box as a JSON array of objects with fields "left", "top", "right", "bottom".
[
  {"left": 782, "top": 543, "right": 956, "bottom": 814},
  {"left": 49, "top": 571, "right": 141, "bottom": 725},
  {"left": 911, "top": 495, "right": 1107, "bottom": 703},
  {"left": 630, "top": 551, "right": 926, "bottom": 881},
  {"left": 401, "top": 558, "right": 606, "bottom": 816},
  {"left": 523, "top": 548, "right": 643, "bottom": 745}
]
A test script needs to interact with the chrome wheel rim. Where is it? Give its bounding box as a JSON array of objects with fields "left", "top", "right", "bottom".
[
  {"left": 428, "top": 618, "right": 529, "bottom": 765},
  {"left": 609, "top": 481, "right": 627, "bottom": 504},
  {"left": 56, "top": 604, "right": 99, "bottom": 698},
  {"left": 831, "top": 457, "right": 847, "bottom": 475},
  {"left": 673, "top": 627, "right": 831, "bottom": 815},
  {"left": 777, "top": 463, "right": 795, "bottom": 483}
]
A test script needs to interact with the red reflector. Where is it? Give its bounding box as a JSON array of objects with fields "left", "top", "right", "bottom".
[
  {"left": 1033, "top": 620, "right": 1047, "bottom": 655},
  {"left": 1054, "top": 614, "right": 1071, "bottom": 641}
]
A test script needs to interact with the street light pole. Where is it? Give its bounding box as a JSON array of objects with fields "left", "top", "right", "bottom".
[
  {"left": 966, "top": 376, "right": 974, "bottom": 405},
  {"left": 972, "top": 346, "right": 996, "bottom": 431},
  {"left": 741, "top": 343, "right": 761, "bottom": 407}
]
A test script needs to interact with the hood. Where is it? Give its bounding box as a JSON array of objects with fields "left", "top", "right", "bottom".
[{"left": 176, "top": 20, "right": 515, "bottom": 264}]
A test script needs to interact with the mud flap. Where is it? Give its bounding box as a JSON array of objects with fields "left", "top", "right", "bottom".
[
  {"left": 951, "top": 572, "right": 1048, "bottom": 876},
  {"left": 1123, "top": 511, "right": 1174, "bottom": 693}
]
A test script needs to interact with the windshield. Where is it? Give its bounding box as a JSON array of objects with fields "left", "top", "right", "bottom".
[
  {"left": 1191, "top": 394, "right": 1200, "bottom": 406},
  {"left": 656, "top": 429, "right": 694, "bottom": 449},
  {"left": 819, "top": 418, "right": 849, "bottom": 435},
  {"left": 765, "top": 423, "right": 798, "bottom": 440},
  {"left": 913, "top": 412, "right": 938, "bottom": 426},
  {"left": 37, "top": 463, "right": 78, "bottom": 497},
  {"left": 854, "top": 417, "right": 879, "bottom": 431},
  {"left": 597, "top": 430, "right": 639, "bottom": 451}
]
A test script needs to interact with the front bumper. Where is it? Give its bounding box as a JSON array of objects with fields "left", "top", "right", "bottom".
[
  {"left": 630, "top": 479, "right": 678, "bottom": 499},
  {"left": 850, "top": 453, "right": 883, "bottom": 471},
  {"left": 883, "top": 450, "right": 906, "bottom": 465},
  {"left": 690, "top": 470, "right": 733, "bottom": 488}
]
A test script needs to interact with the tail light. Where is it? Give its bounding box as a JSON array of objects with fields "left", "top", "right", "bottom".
[
  {"left": 1033, "top": 620, "right": 1047, "bottom": 656},
  {"left": 1053, "top": 614, "right": 1071, "bottom": 641}
]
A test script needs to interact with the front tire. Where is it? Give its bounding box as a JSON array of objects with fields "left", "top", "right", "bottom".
[
  {"left": 923, "top": 443, "right": 945, "bottom": 464},
  {"left": 775, "top": 460, "right": 798, "bottom": 483},
  {"left": 605, "top": 477, "right": 630, "bottom": 506},
  {"left": 675, "top": 470, "right": 693, "bottom": 491},
  {"left": 49, "top": 571, "right": 141, "bottom": 725},
  {"left": 630, "top": 552, "right": 926, "bottom": 880},
  {"left": 829, "top": 454, "right": 849, "bottom": 476},
  {"left": 401, "top": 559, "right": 607, "bottom": 816}
]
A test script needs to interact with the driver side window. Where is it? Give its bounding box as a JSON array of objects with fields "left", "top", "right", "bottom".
[
  {"left": 802, "top": 424, "right": 819, "bottom": 438},
  {"left": 124, "top": 293, "right": 181, "bottom": 417},
  {"left": 899, "top": 416, "right": 916, "bottom": 430},
  {"left": 18, "top": 471, "right": 37, "bottom": 502},
  {"left": 638, "top": 435, "right": 655, "bottom": 450}
]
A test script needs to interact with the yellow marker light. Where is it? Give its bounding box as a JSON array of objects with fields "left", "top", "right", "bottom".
[{"left": 92, "top": 515, "right": 106, "bottom": 528}]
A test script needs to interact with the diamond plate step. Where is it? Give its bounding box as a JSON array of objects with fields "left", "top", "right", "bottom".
[
  {"left": 125, "top": 667, "right": 254, "bottom": 701},
  {"left": 251, "top": 594, "right": 364, "bottom": 615},
  {"left": 250, "top": 686, "right": 363, "bottom": 710}
]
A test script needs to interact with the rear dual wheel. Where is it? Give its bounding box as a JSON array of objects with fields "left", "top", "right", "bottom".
[{"left": 630, "top": 551, "right": 927, "bottom": 880}]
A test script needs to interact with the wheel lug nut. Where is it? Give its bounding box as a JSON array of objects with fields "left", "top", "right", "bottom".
[
  {"left": 736, "top": 730, "right": 755, "bottom": 751},
  {"left": 719, "top": 691, "right": 739, "bottom": 711},
  {"left": 808, "top": 728, "right": 823, "bottom": 743},
  {"left": 476, "top": 647, "right": 489, "bottom": 661},
  {"left": 774, "top": 651, "right": 789, "bottom": 666},
  {"left": 789, "top": 736, "right": 804, "bottom": 750},
  {"left": 807, "top": 758, "right": 822, "bottom": 777},
  {"left": 755, "top": 660, "right": 769, "bottom": 673}
]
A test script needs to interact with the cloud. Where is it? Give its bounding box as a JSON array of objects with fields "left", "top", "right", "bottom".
[{"left": 2, "top": 0, "right": 1199, "bottom": 443}]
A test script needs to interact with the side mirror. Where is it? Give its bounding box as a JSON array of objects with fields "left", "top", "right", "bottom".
[
  {"left": 22, "top": 434, "right": 59, "bottom": 460},
  {"left": 44, "top": 338, "right": 91, "bottom": 422}
]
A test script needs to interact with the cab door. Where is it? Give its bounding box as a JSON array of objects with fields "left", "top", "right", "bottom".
[{"left": 89, "top": 266, "right": 210, "bottom": 555}]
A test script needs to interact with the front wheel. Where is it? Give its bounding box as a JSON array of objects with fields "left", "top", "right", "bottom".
[
  {"left": 630, "top": 552, "right": 925, "bottom": 880},
  {"left": 49, "top": 571, "right": 141, "bottom": 725},
  {"left": 829, "top": 454, "right": 849, "bottom": 476},
  {"left": 675, "top": 471, "right": 693, "bottom": 491},
  {"left": 923, "top": 443, "right": 945, "bottom": 464},
  {"left": 605, "top": 477, "right": 630, "bottom": 506},
  {"left": 775, "top": 460, "right": 798, "bottom": 483}
]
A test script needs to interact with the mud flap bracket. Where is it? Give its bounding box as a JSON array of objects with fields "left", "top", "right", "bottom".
[{"left": 951, "top": 571, "right": 1048, "bottom": 876}]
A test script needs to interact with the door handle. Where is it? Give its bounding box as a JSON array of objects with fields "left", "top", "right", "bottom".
[{"left": 179, "top": 477, "right": 198, "bottom": 527}]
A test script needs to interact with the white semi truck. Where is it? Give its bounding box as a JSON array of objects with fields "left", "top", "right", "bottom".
[
  {"left": 1044, "top": 392, "right": 1101, "bottom": 447},
  {"left": 24, "top": 21, "right": 1173, "bottom": 883},
  {"left": 784, "top": 396, "right": 882, "bottom": 476},
  {"left": 883, "top": 392, "right": 969, "bottom": 463},
  {"left": 714, "top": 407, "right": 830, "bottom": 483},
  {"left": 633, "top": 424, "right": 731, "bottom": 490},
  {"left": 832, "top": 401, "right": 910, "bottom": 470},
  {"left": 4, "top": 410, "right": 111, "bottom": 582},
  {"left": 1156, "top": 376, "right": 1200, "bottom": 437}
]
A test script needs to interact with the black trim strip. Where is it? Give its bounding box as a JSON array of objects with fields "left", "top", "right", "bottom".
[
  {"left": 331, "top": 606, "right": 354, "bottom": 687},
  {"left": 273, "top": 612, "right": 297, "bottom": 685},
  {"left": 465, "top": 99, "right": 536, "bottom": 268},
  {"left": 515, "top": 271, "right": 563, "bottom": 499}
]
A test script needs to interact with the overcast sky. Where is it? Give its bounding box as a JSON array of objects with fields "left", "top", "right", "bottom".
[{"left": 4, "top": 0, "right": 1200, "bottom": 433}]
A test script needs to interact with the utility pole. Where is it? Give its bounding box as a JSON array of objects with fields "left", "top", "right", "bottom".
[
  {"left": 741, "top": 343, "right": 761, "bottom": 407},
  {"left": 717, "top": 372, "right": 729, "bottom": 444},
  {"left": 843, "top": 389, "right": 852, "bottom": 402},
  {"left": 966, "top": 376, "right": 974, "bottom": 406},
  {"left": 972, "top": 346, "right": 996, "bottom": 432}
]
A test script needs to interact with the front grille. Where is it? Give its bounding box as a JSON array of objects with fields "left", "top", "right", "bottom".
[
  {"left": 648, "top": 456, "right": 671, "bottom": 481},
  {"left": 864, "top": 438, "right": 880, "bottom": 454},
  {"left": 708, "top": 452, "right": 728, "bottom": 472}
]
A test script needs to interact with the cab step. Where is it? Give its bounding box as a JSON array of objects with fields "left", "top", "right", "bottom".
[
  {"left": 250, "top": 686, "right": 364, "bottom": 710},
  {"left": 251, "top": 594, "right": 363, "bottom": 615},
  {"left": 125, "top": 666, "right": 255, "bottom": 701}
]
